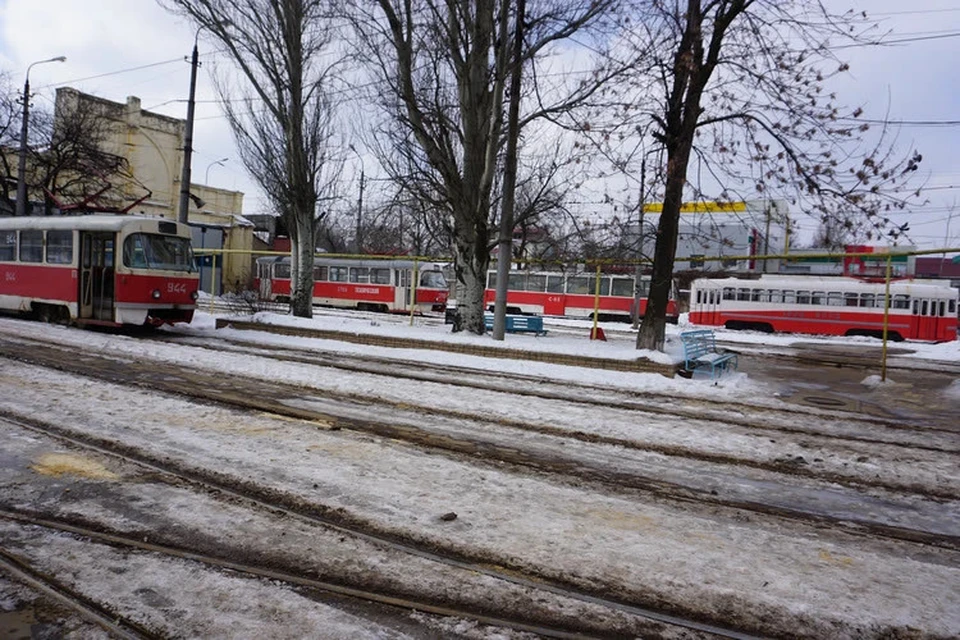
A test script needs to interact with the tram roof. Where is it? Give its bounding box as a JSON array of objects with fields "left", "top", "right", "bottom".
[
  {"left": 256, "top": 255, "right": 444, "bottom": 269},
  {"left": 692, "top": 274, "right": 957, "bottom": 293},
  {"left": 0, "top": 214, "right": 180, "bottom": 232}
]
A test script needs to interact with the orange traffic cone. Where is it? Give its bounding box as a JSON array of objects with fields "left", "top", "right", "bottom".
[{"left": 590, "top": 326, "right": 606, "bottom": 341}]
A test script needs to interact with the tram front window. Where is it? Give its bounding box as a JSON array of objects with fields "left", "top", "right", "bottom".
[
  {"left": 419, "top": 270, "right": 446, "bottom": 289},
  {"left": 123, "top": 233, "right": 194, "bottom": 272}
]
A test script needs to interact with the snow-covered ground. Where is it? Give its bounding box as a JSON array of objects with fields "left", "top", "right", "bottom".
[{"left": 1, "top": 310, "right": 958, "bottom": 638}]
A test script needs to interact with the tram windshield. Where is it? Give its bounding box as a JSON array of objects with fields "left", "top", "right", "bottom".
[
  {"left": 123, "top": 233, "right": 194, "bottom": 272},
  {"left": 419, "top": 269, "right": 446, "bottom": 289}
]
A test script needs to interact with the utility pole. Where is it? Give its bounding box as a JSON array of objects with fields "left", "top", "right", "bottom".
[
  {"left": 631, "top": 156, "right": 648, "bottom": 329},
  {"left": 349, "top": 145, "right": 365, "bottom": 254},
  {"left": 177, "top": 34, "right": 201, "bottom": 224},
  {"left": 16, "top": 56, "right": 66, "bottom": 217},
  {"left": 492, "top": 0, "right": 525, "bottom": 340}
]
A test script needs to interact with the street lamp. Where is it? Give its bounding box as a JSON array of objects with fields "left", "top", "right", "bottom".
[
  {"left": 205, "top": 157, "right": 228, "bottom": 184},
  {"left": 16, "top": 56, "right": 66, "bottom": 217},
  {"left": 348, "top": 144, "right": 365, "bottom": 254}
]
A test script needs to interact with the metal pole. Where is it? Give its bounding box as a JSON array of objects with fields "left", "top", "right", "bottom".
[
  {"left": 348, "top": 145, "right": 364, "bottom": 254},
  {"left": 881, "top": 254, "right": 892, "bottom": 382},
  {"left": 409, "top": 259, "right": 419, "bottom": 326},
  {"left": 632, "top": 156, "right": 647, "bottom": 329},
  {"left": 16, "top": 56, "right": 65, "bottom": 217},
  {"left": 178, "top": 39, "right": 200, "bottom": 224},
  {"left": 591, "top": 264, "right": 602, "bottom": 339},
  {"left": 357, "top": 166, "right": 364, "bottom": 254},
  {"left": 205, "top": 157, "right": 228, "bottom": 184}
]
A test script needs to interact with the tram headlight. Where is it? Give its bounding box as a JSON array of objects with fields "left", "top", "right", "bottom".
[
  {"left": 190, "top": 290, "right": 199, "bottom": 301},
  {"left": 151, "top": 289, "right": 162, "bottom": 300}
]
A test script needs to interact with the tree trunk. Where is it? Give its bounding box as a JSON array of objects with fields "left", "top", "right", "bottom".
[
  {"left": 290, "top": 213, "right": 315, "bottom": 318},
  {"left": 452, "top": 221, "right": 490, "bottom": 335}
]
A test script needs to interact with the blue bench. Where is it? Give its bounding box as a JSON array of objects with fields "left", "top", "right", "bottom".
[
  {"left": 484, "top": 314, "right": 547, "bottom": 336},
  {"left": 679, "top": 329, "right": 737, "bottom": 379}
]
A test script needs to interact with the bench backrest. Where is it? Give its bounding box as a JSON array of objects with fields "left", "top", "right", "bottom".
[{"left": 680, "top": 330, "right": 717, "bottom": 360}]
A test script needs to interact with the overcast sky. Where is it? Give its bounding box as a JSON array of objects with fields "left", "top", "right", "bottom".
[{"left": 1, "top": 0, "right": 958, "bottom": 253}]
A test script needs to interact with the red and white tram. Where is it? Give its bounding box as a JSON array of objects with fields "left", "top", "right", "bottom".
[
  {"left": 255, "top": 256, "right": 448, "bottom": 314},
  {"left": 0, "top": 215, "right": 199, "bottom": 327},
  {"left": 689, "top": 275, "right": 958, "bottom": 341},
  {"left": 483, "top": 270, "right": 680, "bottom": 322}
]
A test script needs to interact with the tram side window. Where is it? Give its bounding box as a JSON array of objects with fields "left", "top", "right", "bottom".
[
  {"left": 46, "top": 230, "right": 73, "bottom": 264},
  {"left": 19, "top": 230, "right": 43, "bottom": 263},
  {"left": 892, "top": 295, "right": 910, "bottom": 310},
  {"left": 350, "top": 267, "right": 369, "bottom": 283},
  {"left": 527, "top": 274, "right": 547, "bottom": 292},
  {"left": 329, "top": 266, "right": 349, "bottom": 282},
  {"left": 722, "top": 287, "right": 736, "bottom": 301},
  {"left": 751, "top": 289, "right": 764, "bottom": 302},
  {"left": 487, "top": 272, "right": 498, "bottom": 288},
  {"left": 508, "top": 272, "right": 526, "bottom": 291},
  {"left": 737, "top": 288, "right": 751, "bottom": 301},
  {"left": 371, "top": 268, "right": 391, "bottom": 285},
  {"left": 796, "top": 291, "right": 811, "bottom": 305},
  {"left": 275, "top": 263, "right": 291, "bottom": 279},
  {"left": 611, "top": 277, "right": 633, "bottom": 297},
  {"left": 860, "top": 294, "right": 875, "bottom": 308},
  {"left": 844, "top": 292, "right": 858, "bottom": 307},
  {"left": 566, "top": 276, "right": 592, "bottom": 295},
  {"left": 636, "top": 278, "right": 651, "bottom": 297},
  {"left": 598, "top": 277, "right": 611, "bottom": 296},
  {"left": 938, "top": 300, "right": 946, "bottom": 317},
  {"left": 314, "top": 265, "right": 328, "bottom": 281},
  {"left": 769, "top": 289, "right": 783, "bottom": 304},
  {"left": 949, "top": 299, "right": 957, "bottom": 315},
  {"left": 811, "top": 291, "right": 826, "bottom": 305},
  {"left": 782, "top": 290, "right": 796, "bottom": 304},
  {"left": 546, "top": 275, "right": 564, "bottom": 293},
  {"left": 419, "top": 269, "right": 445, "bottom": 288},
  {"left": 0, "top": 231, "right": 16, "bottom": 261}
]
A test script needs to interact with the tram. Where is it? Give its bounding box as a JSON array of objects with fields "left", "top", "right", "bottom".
[
  {"left": 483, "top": 270, "right": 680, "bottom": 322},
  {"left": 0, "top": 215, "right": 199, "bottom": 327},
  {"left": 255, "top": 256, "right": 448, "bottom": 314},
  {"left": 689, "top": 275, "right": 958, "bottom": 341}
]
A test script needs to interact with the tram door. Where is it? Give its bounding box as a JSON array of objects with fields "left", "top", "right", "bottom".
[
  {"left": 695, "top": 285, "right": 721, "bottom": 325},
  {"left": 79, "top": 232, "right": 116, "bottom": 321},
  {"left": 394, "top": 268, "right": 411, "bottom": 311},
  {"left": 913, "top": 298, "right": 938, "bottom": 340}
]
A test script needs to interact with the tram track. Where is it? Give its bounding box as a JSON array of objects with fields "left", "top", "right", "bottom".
[
  {"left": 2, "top": 331, "right": 958, "bottom": 502},
  {"left": 0, "top": 511, "right": 663, "bottom": 640},
  {"left": 157, "top": 331, "right": 959, "bottom": 450},
  {"left": 0, "top": 415, "right": 754, "bottom": 640},
  {"left": 1, "top": 332, "right": 958, "bottom": 551},
  {"left": 0, "top": 545, "right": 158, "bottom": 640}
]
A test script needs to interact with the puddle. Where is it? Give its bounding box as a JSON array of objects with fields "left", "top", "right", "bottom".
[{"left": 30, "top": 453, "right": 119, "bottom": 480}]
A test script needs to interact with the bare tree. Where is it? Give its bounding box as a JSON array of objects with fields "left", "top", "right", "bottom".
[
  {"left": 349, "top": 0, "right": 620, "bottom": 334},
  {"left": 37, "top": 93, "right": 138, "bottom": 212},
  {"left": 1, "top": 80, "right": 140, "bottom": 214},
  {"left": 0, "top": 73, "right": 22, "bottom": 212},
  {"left": 577, "top": 1, "right": 923, "bottom": 351},
  {"left": 160, "top": 0, "right": 346, "bottom": 317}
]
